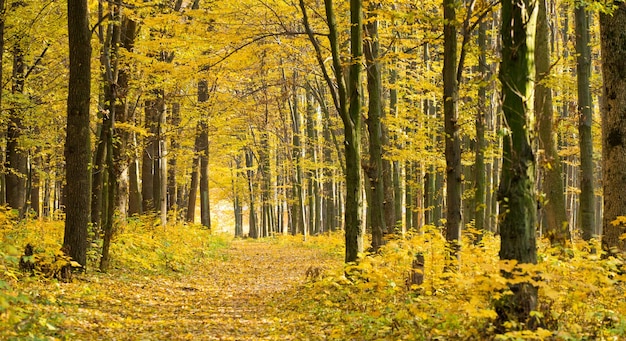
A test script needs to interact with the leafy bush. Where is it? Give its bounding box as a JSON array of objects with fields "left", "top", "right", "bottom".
[{"left": 279, "top": 227, "right": 626, "bottom": 340}]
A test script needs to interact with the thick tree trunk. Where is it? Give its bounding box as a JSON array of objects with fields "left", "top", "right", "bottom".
[
  {"left": 443, "top": 0, "right": 462, "bottom": 260},
  {"left": 364, "top": 4, "right": 385, "bottom": 251},
  {"left": 64, "top": 0, "right": 92, "bottom": 267},
  {"left": 6, "top": 47, "right": 27, "bottom": 216},
  {"left": 536, "top": 0, "right": 569, "bottom": 244},
  {"left": 600, "top": 2, "right": 626, "bottom": 253},
  {"left": 497, "top": 0, "right": 539, "bottom": 326},
  {"left": 575, "top": 3, "right": 595, "bottom": 241}
]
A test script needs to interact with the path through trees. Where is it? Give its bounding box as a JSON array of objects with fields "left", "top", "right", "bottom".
[{"left": 29, "top": 240, "right": 339, "bottom": 340}]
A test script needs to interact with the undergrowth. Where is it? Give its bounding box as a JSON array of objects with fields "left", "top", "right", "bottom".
[
  {"left": 278, "top": 226, "right": 626, "bottom": 340},
  {"left": 0, "top": 209, "right": 231, "bottom": 340}
]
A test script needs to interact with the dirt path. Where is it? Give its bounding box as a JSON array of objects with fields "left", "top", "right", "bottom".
[{"left": 59, "top": 240, "right": 336, "bottom": 340}]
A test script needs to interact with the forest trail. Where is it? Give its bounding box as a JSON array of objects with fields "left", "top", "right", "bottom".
[{"left": 56, "top": 239, "right": 339, "bottom": 340}]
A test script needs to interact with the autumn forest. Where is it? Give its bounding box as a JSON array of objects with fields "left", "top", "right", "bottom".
[{"left": 1, "top": 0, "right": 626, "bottom": 339}]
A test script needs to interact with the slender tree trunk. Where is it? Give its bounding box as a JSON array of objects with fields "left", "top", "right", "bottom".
[
  {"left": 496, "top": 0, "right": 539, "bottom": 326},
  {"left": 475, "top": 18, "right": 488, "bottom": 233},
  {"left": 64, "top": 0, "right": 92, "bottom": 267},
  {"left": 168, "top": 103, "right": 180, "bottom": 213},
  {"left": 600, "top": 2, "right": 626, "bottom": 253},
  {"left": 246, "top": 148, "right": 258, "bottom": 238},
  {"left": 186, "top": 152, "right": 200, "bottom": 223},
  {"left": 142, "top": 101, "right": 157, "bottom": 212},
  {"left": 198, "top": 80, "right": 211, "bottom": 229},
  {"left": 290, "top": 81, "right": 305, "bottom": 235},
  {"left": 345, "top": 0, "right": 364, "bottom": 262},
  {"left": 575, "top": 2, "right": 595, "bottom": 240},
  {"left": 232, "top": 157, "right": 243, "bottom": 237},
  {"left": 389, "top": 40, "right": 402, "bottom": 232},
  {"left": 0, "top": 0, "right": 5, "bottom": 206}
]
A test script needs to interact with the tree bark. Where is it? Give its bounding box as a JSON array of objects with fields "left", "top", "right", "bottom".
[
  {"left": 600, "top": 2, "right": 626, "bottom": 253},
  {"left": 198, "top": 80, "right": 211, "bottom": 229},
  {"left": 64, "top": 0, "right": 92, "bottom": 267},
  {"left": 6, "top": 47, "right": 27, "bottom": 216},
  {"left": 443, "top": 0, "right": 462, "bottom": 260},
  {"left": 475, "top": 18, "right": 488, "bottom": 233},
  {"left": 345, "top": 0, "right": 364, "bottom": 262},
  {"left": 364, "top": 2, "right": 385, "bottom": 251},
  {"left": 497, "top": 0, "right": 539, "bottom": 326},
  {"left": 299, "top": 0, "right": 363, "bottom": 261},
  {"left": 575, "top": 1, "right": 595, "bottom": 241},
  {"left": 536, "top": 0, "right": 569, "bottom": 244}
]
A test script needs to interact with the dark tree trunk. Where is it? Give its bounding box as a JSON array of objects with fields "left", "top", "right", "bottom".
[
  {"left": 6, "top": 47, "right": 27, "bottom": 216},
  {"left": 64, "top": 0, "right": 92, "bottom": 267},
  {"left": 575, "top": 2, "right": 595, "bottom": 241},
  {"left": 142, "top": 100, "right": 157, "bottom": 213},
  {"left": 496, "top": 0, "right": 539, "bottom": 326},
  {"left": 600, "top": 2, "right": 626, "bottom": 253},
  {"left": 443, "top": 0, "right": 462, "bottom": 261},
  {"left": 364, "top": 2, "right": 386, "bottom": 251},
  {"left": 198, "top": 80, "right": 211, "bottom": 229}
]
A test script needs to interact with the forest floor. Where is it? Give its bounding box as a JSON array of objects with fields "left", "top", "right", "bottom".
[
  {"left": 5, "top": 235, "right": 343, "bottom": 341},
  {"left": 5, "top": 222, "right": 626, "bottom": 340}
]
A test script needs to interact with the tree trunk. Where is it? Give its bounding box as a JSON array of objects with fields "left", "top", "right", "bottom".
[
  {"left": 290, "top": 80, "right": 305, "bottom": 235},
  {"left": 600, "top": 2, "right": 626, "bottom": 253},
  {"left": 168, "top": 102, "right": 180, "bottom": 214},
  {"left": 198, "top": 80, "right": 211, "bottom": 229},
  {"left": 232, "top": 157, "right": 244, "bottom": 237},
  {"left": 300, "top": 0, "right": 363, "bottom": 261},
  {"left": 496, "top": 0, "right": 539, "bottom": 326},
  {"left": 536, "top": 0, "right": 569, "bottom": 244},
  {"left": 186, "top": 153, "right": 200, "bottom": 223},
  {"left": 575, "top": 2, "right": 595, "bottom": 241},
  {"left": 64, "top": 0, "right": 92, "bottom": 267},
  {"left": 364, "top": 2, "right": 386, "bottom": 251},
  {"left": 443, "top": 0, "right": 462, "bottom": 260},
  {"left": 345, "top": 0, "right": 364, "bottom": 262},
  {"left": 6, "top": 47, "right": 27, "bottom": 216},
  {"left": 142, "top": 101, "right": 157, "bottom": 212},
  {"left": 246, "top": 148, "right": 258, "bottom": 238},
  {"left": 0, "top": 0, "right": 4, "bottom": 206},
  {"left": 475, "top": 18, "right": 488, "bottom": 233}
]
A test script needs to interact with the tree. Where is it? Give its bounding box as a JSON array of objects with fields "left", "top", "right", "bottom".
[
  {"left": 575, "top": 0, "right": 595, "bottom": 240},
  {"left": 600, "top": 1, "right": 626, "bottom": 253},
  {"left": 443, "top": 0, "right": 461, "bottom": 262},
  {"left": 364, "top": 0, "right": 386, "bottom": 251},
  {"left": 496, "top": 0, "right": 539, "bottom": 326},
  {"left": 536, "top": 0, "right": 569, "bottom": 244},
  {"left": 63, "top": 0, "right": 92, "bottom": 267},
  {"left": 299, "top": 0, "right": 363, "bottom": 262}
]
